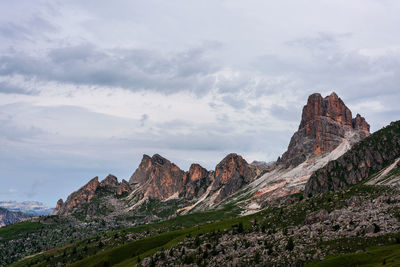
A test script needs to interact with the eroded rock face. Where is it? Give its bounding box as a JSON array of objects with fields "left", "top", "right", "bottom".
[
  {"left": 304, "top": 120, "right": 400, "bottom": 197},
  {"left": 129, "top": 153, "right": 257, "bottom": 203},
  {"left": 213, "top": 153, "right": 257, "bottom": 202},
  {"left": 182, "top": 164, "right": 212, "bottom": 199},
  {"left": 352, "top": 113, "right": 370, "bottom": 134},
  {"left": 278, "top": 92, "right": 370, "bottom": 167},
  {"left": 52, "top": 199, "right": 64, "bottom": 215},
  {"left": 99, "top": 174, "right": 119, "bottom": 188},
  {"left": 55, "top": 177, "right": 99, "bottom": 215},
  {"left": 129, "top": 154, "right": 186, "bottom": 200},
  {"left": 54, "top": 175, "right": 132, "bottom": 216},
  {"left": 117, "top": 179, "right": 132, "bottom": 196}
]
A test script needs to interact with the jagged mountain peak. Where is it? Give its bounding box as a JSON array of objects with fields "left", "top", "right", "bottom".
[{"left": 279, "top": 92, "right": 370, "bottom": 167}]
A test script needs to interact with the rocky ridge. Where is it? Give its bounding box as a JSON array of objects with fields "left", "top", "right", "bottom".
[
  {"left": 54, "top": 175, "right": 132, "bottom": 216},
  {"left": 52, "top": 92, "right": 371, "bottom": 218},
  {"left": 53, "top": 153, "right": 258, "bottom": 218},
  {"left": 305, "top": 120, "right": 400, "bottom": 197}
]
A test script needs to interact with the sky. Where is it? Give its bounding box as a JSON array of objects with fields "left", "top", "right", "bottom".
[{"left": 0, "top": 0, "right": 399, "bottom": 206}]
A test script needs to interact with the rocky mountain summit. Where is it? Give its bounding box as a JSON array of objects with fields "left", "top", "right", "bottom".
[
  {"left": 229, "top": 92, "right": 371, "bottom": 210},
  {"left": 53, "top": 153, "right": 259, "bottom": 219},
  {"left": 53, "top": 175, "right": 132, "bottom": 216},
  {"left": 278, "top": 92, "right": 369, "bottom": 168}
]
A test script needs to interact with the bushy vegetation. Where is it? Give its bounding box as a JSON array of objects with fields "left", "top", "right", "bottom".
[{"left": 11, "top": 184, "right": 400, "bottom": 267}]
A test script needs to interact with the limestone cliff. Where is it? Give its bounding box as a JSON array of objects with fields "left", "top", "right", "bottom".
[{"left": 278, "top": 92, "right": 370, "bottom": 167}]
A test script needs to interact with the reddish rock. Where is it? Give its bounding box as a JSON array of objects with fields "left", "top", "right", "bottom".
[
  {"left": 129, "top": 153, "right": 256, "bottom": 203},
  {"left": 129, "top": 154, "right": 186, "bottom": 199},
  {"left": 52, "top": 199, "right": 64, "bottom": 215},
  {"left": 55, "top": 177, "right": 99, "bottom": 215},
  {"left": 213, "top": 153, "right": 257, "bottom": 202},
  {"left": 54, "top": 174, "right": 132, "bottom": 216},
  {"left": 99, "top": 174, "right": 119, "bottom": 188},
  {"left": 352, "top": 113, "right": 370, "bottom": 135},
  {"left": 182, "top": 164, "right": 212, "bottom": 199},
  {"left": 279, "top": 92, "right": 370, "bottom": 167},
  {"left": 186, "top": 164, "right": 209, "bottom": 182},
  {"left": 117, "top": 179, "right": 132, "bottom": 196}
]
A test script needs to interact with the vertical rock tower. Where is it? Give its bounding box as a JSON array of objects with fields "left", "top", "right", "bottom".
[{"left": 278, "top": 92, "right": 370, "bottom": 167}]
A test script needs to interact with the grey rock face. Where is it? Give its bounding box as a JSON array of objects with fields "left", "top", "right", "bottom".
[{"left": 305, "top": 120, "right": 400, "bottom": 197}]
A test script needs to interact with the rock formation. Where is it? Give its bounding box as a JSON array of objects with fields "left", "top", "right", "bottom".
[
  {"left": 304, "top": 120, "right": 400, "bottom": 196},
  {"left": 182, "top": 164, "right": 212, "bottom": 199},
  {"left": 213, "top": 153, "right": 257, "bottom": 202},
  {"left": 129, "top": 153, "right": 257, "bottom": 204},
  {"left": 54, "top": 175, "right": 132, "bottom": 216},
  {"left": 52, "top": 199, "right": 64, "bottom": 215},
  {"left": 129, "top": 154, "right": 186, "bottom": 200},
  {"left": 278, "top": 92, "right": 370, "bottom": 167}
]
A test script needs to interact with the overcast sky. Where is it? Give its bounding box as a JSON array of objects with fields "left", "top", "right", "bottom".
[{"left": 1, "top": 0, "right": 399, "bottom": 206}]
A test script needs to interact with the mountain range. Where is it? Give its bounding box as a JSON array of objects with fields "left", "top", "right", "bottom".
[
  {"left": 0, "top": 201, "right": 54, "bottom": 216},
  {"left": 2, "top": 92, "right": 400, "bottom": 266},
  {"left": 52, "top": 92, "right": 371, "bottom": 220}
]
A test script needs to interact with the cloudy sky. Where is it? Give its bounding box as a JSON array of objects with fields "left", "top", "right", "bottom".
[{"left": 1, "top": 0, "right": 399, "bottom": 206}]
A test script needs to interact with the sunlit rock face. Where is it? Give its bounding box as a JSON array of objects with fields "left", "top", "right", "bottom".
[{"left": 278, "top": 92, "right": 370, "bottom": 168}]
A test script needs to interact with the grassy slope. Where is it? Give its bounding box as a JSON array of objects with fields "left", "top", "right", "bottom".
[
  {"left": 11, "top": 206, "right": 242, "bottom": 267},
  {"left": 0, "top": 221, "right": 43, "bottom": 242},
  {"left": 13, "top": 184, "right": 396, "bottom": 267},
  {"left": 307, "top": 243, "right": 400, "bottom": 267},
  {"left": 67, "top": 184, "right": 400, "bottom": 267}
]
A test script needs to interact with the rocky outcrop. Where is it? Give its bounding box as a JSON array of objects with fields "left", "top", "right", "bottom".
[
  {"left": 54, "top": 175, "right": 132, "bottom": 216},
  {"left": 278, "top": 92, "right": 370, "bottom": 168},
  {"left": 129, "top": 153, "right": 258, "bottom": 204},
  {"left": 352, "top": 113, "right": 370, "bottom": 133},
  {"left": 99, "top": 174, "right": 119, "bottom": 187},
  {"left": 54, "top": 177, "right": 99, "bottom": 215},
  {"left": 212, "top": 153, "right": 257, "bottom": 202},
  {"left": 52, "top": 199, "right": 64, "bottom": 215},
  {"left": 129, "top": 154, "right": 186, "bottom": 200},
  {"left": 130, "top": 155, "right": 213, "bottom": 200},
  {"left": 182, "top": 164, "right": 212, "bottom": 199},
  {"left": 117, "top": 179, "right": 132, "bottom": 196},
  {"left": 304, "top": 120, "right": 400, "bottom": 197}
]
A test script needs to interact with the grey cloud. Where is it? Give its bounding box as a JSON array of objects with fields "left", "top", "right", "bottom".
[
  {"left": 0, "top": 43, "right": 219, "bottom": 95},
  {"left": 0, "top": 81, "right": 38, "bottom": 95},
  {"left": 140, "top": 114, "right": 149, "bottom": 127},
  {"left": 221, "top": 95, "right": 247, "bottom": 109},
  {"left": 269, "top": 104, "right": 301, "bottom": 122},
  {"left": 255, "top": 32, "right": 400, "bottom": 102},
  {"left": 286, "top": 32, "right": 352, "bottom": 51},
  {"left": 0, "top": 16, "right": 57, "bottom": 41}
]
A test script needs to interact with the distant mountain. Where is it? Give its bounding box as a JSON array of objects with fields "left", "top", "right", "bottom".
[
  {"left": 0, "top": 207, "right": 33, "bottom": 227},
  {"left": 0, "top": 201, "right": 54, "bottom": 216}
]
